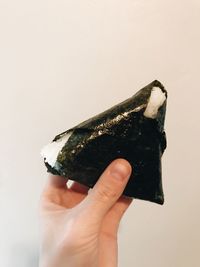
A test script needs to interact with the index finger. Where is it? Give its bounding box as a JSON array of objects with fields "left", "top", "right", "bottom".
[{"left": 44, "top": 174, "right": 68, "bottom": 191}]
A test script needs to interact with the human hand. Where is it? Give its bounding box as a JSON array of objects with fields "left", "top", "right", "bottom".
[{"left": 39, "top": 159, "right": 132, "bottom": 267}]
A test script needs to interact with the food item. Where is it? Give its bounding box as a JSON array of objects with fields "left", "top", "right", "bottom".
[{"left": 41, "top": 80, "right": 167, "bottom": 204}]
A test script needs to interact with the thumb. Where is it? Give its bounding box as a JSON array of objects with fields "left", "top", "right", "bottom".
[{"left": 80, "top": 159, "right": 132, "bottom": 223}]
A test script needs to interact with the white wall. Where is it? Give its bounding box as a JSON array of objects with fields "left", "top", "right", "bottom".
[{"left": 0, "top": 1, "right": 200, "bottom": 266}]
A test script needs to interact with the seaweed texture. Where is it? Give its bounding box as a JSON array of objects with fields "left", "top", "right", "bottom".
[{"left": 43, "top": 80, "right": 167, "bottom": 204}]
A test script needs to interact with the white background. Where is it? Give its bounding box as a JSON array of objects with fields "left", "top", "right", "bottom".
[{"left": 0, "top": 1, "right": 200, "bottom": 266}]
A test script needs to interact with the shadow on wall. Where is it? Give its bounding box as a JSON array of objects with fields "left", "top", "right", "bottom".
[{"left": 8, "top": 243, "right": 39, "bottom": 267}]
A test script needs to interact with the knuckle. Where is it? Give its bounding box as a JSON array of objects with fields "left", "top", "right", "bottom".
[
  {"left": 95, "top": 185, "right": 118, "bottom": 202},
  {"left": 101, "top": 230, "right": 117, "bottom": 241},
  {"left": 41, "top": 191, "right": 62, "bottom": 205}
]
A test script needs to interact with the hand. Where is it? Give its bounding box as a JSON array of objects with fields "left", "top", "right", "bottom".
[{"left": 39, "top": 159, "right": 133, "bottom": 267}]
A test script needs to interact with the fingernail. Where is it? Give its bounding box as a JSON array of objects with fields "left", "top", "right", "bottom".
[{"left": 110, "top": 160, "right": 131, "bottom": 181}]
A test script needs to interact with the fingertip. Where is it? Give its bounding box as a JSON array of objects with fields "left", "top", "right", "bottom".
[
  {"left": 118, "top": 194, "right": 133, "bottom": 205},
  {"left": 47, "top": 175, "right": 68, "bottom": 189},
  {"left": 110, "top": 158, "right": 132, "bottom": 178},
  {"left": 70, "top": 182, "right": 89, "bottom": 194}
]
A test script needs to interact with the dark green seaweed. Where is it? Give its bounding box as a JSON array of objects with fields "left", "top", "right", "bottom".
[{"left": 44, "top": 80, "right": 167, "bottom": 205}]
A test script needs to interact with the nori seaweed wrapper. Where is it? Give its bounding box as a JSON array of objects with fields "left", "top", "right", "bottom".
[{"left": 43, "top": 80, "right": 167, "bottom": 205}]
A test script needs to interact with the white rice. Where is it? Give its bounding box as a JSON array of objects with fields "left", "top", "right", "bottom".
[
  {"left": 41, "top": 132, "right": 72, "bottom": 167},
  {"left": 143, "top": 87, "right": 166, "bottom": 119}
]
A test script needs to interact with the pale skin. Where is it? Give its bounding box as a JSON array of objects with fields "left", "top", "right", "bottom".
[{"left": 39, "top": 158, "right": 133, "bottom": 267}]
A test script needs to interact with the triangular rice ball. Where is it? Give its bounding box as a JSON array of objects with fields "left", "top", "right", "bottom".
[{"left": 41, "top": 80, "right": 167, "bottom": 205}]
